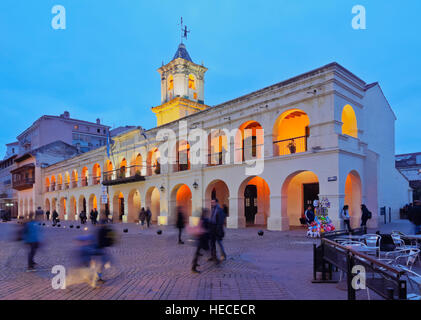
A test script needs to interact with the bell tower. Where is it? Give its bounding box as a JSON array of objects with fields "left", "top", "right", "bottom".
[{"left": 152, "top": 28, "right": 209, "bottom": 126}]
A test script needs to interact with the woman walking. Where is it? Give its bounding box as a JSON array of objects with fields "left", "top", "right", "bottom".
[
  {"left": 191, "top": 208, "right": 210, "bottom": 273},
  {"left": 341, "top": 205, "right": 352, "bottom": 232}
]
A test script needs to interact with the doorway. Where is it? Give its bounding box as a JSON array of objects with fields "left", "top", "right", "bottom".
[
  {"left": 244, "top": 185, "right": 258, "bottom": 225},
  {"left": 303, "top": 183, "right": 319, "bottom": 214}
]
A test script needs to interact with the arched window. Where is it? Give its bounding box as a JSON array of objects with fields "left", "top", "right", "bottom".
[
  {"left": 104, "top": 160, "right": 113, "bottom": 182},
  {"left": 168, "top": 75, "right": 174, "bottom": 91},
  {"left": 188, "top": 74, "right": 196, "bottom": 90},
  {"left": 71, "top": 170, "right": 78, "bottom": 188},
  {"left": 81, "top": 167, "right": 89, "bottom": 187},
  {"left": 119, "top": 158, "right": 127, "bottom": 178},
  {"left": 45, "top": 177, "right": 50, "bottom": 192},
  {"left": 341, "top": 105, "right": 358, "bottom": 138},
  {"left": 92, "top": 164, "right": 101, "bottom": 185}
]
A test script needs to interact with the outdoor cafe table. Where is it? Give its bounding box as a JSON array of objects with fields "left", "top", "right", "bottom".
[{"left": 334, "top": 235, "right": 366, "bottom": 243}]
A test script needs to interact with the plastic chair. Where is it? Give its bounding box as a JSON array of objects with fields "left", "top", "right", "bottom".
[{"left": 362, "top": 234, "right": 381, "bottom": 258}]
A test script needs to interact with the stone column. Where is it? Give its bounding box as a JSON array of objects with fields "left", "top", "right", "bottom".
[
  {"left": 157, "top": 188, "right": 169, "bottom": 225},
  {"left": 122, "top": 196, "right": 129, "bottom": 223},
  {"left": 267, "top": 195, "right": 290, "bottom": 231},
  {"left": 190, "top": 185, "right": 202, "bottom": 226},
  {"left": 226, "top": 197, "right": 246, "bottom": 229}
]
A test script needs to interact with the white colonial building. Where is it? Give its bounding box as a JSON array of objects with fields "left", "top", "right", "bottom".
[{"left": 24, "top": 43, "right": 411, "bottom": 231}]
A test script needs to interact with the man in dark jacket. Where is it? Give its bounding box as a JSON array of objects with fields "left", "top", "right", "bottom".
[
  {"left": 408, "top": 200, "right": 421, "bottom": 234},
  {"left": 52, "top": 210, "right": 59, "bottom": 224},
  {"left": 209, "top": 199, "right": 227, "bottom": 264},
  {"left": 176, "top": 206, "right": 186, "bottom": 244},
  {"left": 360, "top": 204, "right": 371, "bottom": 227}
]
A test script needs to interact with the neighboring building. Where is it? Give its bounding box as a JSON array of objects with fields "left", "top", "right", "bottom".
[
  {"left": 396, "top": 152, "right": 421, "bottom": 201},
  {"left": 4, "top": 142, "right": 19, "bottom": 160},
  {"left": 110, "top": 126, "right": 137, "bottom": 137},
  {"left": 12, "top": 141, "right": 79, "bottom": 217},
  {"left": 0, "top": 155, "right": 18, "bottom": 217},
  {"left": 23, "top": 42, "right": 410, "bottom": 230},
  {"left": 17, "top": 111, "right": 111, "bottom": 154}
]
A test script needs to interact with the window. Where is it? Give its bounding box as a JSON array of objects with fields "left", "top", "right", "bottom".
[
  {"left": 97, "top": 129, "right": 100, "bottom": 133},
  {"left": 74, "top": 125, "right": 79, "bottom": 130},
  {"left": 168, "top": 75, "right": 174, "bottom": 91},
  {"left": 188, "top": 74, "right": 196, "bottom": 90}
]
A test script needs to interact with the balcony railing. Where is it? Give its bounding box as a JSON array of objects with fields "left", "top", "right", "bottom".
[
  {"left": 273, "top": 136, "right": 307, "bottom": 156},
  {"left": 71, "top": 180, "right": 78, "bottom": 188},
  {"left": 64, "top": 182, "right": 70, "bottom": 190},
  {"left": 12, "top": 178, "right": 35, "bottom": 191},
  {"left": 92, "top": 176, "right": 101, "bottom": 185},
  {"left": 102, "top": 165, "right": 146, "bottom": 186},
  {"left": 236, "top": 143, "right": 264, "bottom": 162},
  {"left": 50, "top": 184, "right": 56, "bottom": 192},
  {"left": 175, "top": 161, "right": 190, "bottom": 172},
  {"left": 81, "top": 177, "right": 88, "bottom": 187},
  {"left": 208, "top": 151, "right": 224, "bottom": 166}
]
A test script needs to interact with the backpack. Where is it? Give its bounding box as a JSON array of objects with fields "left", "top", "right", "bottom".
[{"left": 367, "top": 211, "right": 372, "bottom": 219}]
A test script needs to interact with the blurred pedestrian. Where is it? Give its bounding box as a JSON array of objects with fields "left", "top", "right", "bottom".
[
  {"left": 90, "top": 209, "right": 95, "bottom": 225},
  {"left": 52, "top": 209, "right": 59, "bottom": 224},
  {"left": 93, "top": 208, "right": 99, "bottom": 225},
  {"left": 22, "top": 212, "right": 43, "bottom": 271},
  {"left": 35, "top": 206, "right": 44, "bottom": 220},
  {"left": 45, "top": 210, "right": 50, "bottom": 221},
  {"left": 139, "top": 208, "right": 146, "bottom": 228},
  {"left": 146, "top": 207, "right": 152, "bottom": 228},
  {"left": 209, "top": 199, "right": 227, "bottom": 264},
  {"left": 176, "top": 206, "right": 186, "bottom": 244},
  {"left": 305, "top": 205, "right": 315, "bottom": 225},
  {"left": 191, "top": 208, "right": 210, "bottom": 273}
]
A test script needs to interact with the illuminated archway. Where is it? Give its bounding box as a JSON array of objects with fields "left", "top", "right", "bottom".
[
  {"left": 78, "top": 195, "right": 87, "bottom": 214},
  {"left": 119, "top": 158, "right": 127, "bottom": 178},
  {"left": 236, "top": 121, "right": 264, "bottom": 162},
  {"left": 45, "top": 198, "right": 50, "bottom": 213},
  {"left": 344, "top": 170, "right": 362, "bottom": 228},
  {"left": 147, "top": 148, "right": 160, "bottom": 176},
  {"left": 45, "top": 177, "right": 50, "bottom": 192},
  {"left": 205, "top": 180, "right": 230, "bottom": 215},
  {"left": 92, "top": 163, "right": 101, "bottom": 185},
  {"left": 146, "top": 187, "right": 160, "bottom": 223},
  {"left": 281, "top": 171, "right": 319, "bottom": 227},
  {"left": 88, "top": 194, "right": 98, "bottom": 213},
  {"left": 113, "top": 192, "right": 125, "bottom": 222},
  {"left": 64, "top": 172, "right": 70, "bottom": 189},
  {"left": 51, "top": 176, "right": 56, "bottom": 191},
  {"left": 341, "top": 105, "right": 358, "bottom": 138},
  {"left": 57, "top": 174, "right": 63, "bottom": 190},
  {"left": 175, "top": 140, "right": 190, "bottom": 172},
  {"left": 208, "top": 130, "right": 228, "bottom": 166},
  {"left": 128, "top": 189, "right": 141, "bottom": 223},
  {"left": 71, "top": 170, "right": 78, "bottom": 188},
  {"left": 238, "top": 176, "right": 270, "bottom": 226},
  {"left": 170, "top": 184, "right": 192, "bottom": 220},
  {"left": 188, "top": 74, "right": 196, "bottom": 90},
  {"left": 130, "top": 154, "right": 142, "bottom": 176},
  {"left": 104, "top": 160, "right": 113, "bottom": 181},
  {"left": 273, "top": 109, "right": 310, "bottom": 156},
  {"left": 51, "top": 198, "right": 57, "bottom": 213},
  {"left": 81, "top": 167, "right": 89, "bottom": 187}
]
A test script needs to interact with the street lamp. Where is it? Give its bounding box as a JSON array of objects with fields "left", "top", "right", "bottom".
[
  {"left": 193, "top": 181, "right": 199, "bottom": 189},
  {"left": 160, "top": 185, "right": 165, "bottom": 192}
]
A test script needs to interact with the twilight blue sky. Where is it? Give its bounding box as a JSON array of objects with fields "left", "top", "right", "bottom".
[{"left": 0, "top": 0, "right": 420, "bottom": 156}]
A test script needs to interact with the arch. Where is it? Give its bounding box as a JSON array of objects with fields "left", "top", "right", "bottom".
[
  {"left": 205, "top": 180, "right": 230, "bottom": 215},
  {"left": 78, "top": 195, "right": 87, "bottom": 214},
  {"left": 147, "top": 148, "right": 161, "bottom": 176},
  {"left": 175, "top": 140, "right": 190, "bottom": 172},
  {"left": 59, "top": 197, "right": 66, "bottom": 220},
  {"left": 81, "top": 167, "right": 89, "bottom": 187},
  {"left": 45, "top": 198, "right": 50, "bottom": 212},
  {"left": 64, "top": 172, "right": 70, "bottom": 189},
  {"left": 71, "top": 169, "right": 78, "bottom": 188},
  {"left": 69, "top": 196, "right": 77, "bottom": 220},
  {"left": 238, "top": 176, "right": 270, "bottom": 226},
  {"left": 112, "top": 192, "right": 125, "bottom": 222},
  {"left": 45, "top": 177, "right": 50, "bottom": 192},
  {"left": 92, "top": 163, "right": 101, "bottom": 185},
  {"left": 236, "top": 121, "right": 264, "bottom": 162},
  {"left": 146, "top": 187, "right": 160, "bottom": 223},
  {"left": 170, "top": 184, "right": 192, "bottom": 220},
  {"left": 281, "top": 170, "right": 319, "bottom": 228},
  {"left": 88, "top": 194, "right": 98, "bottom": 213},
  {"left": 104, "top": 160, "right": 113, "bottom": 181},
  {"left": 130, "top": 154, "right": 142, "bottom": 177},
  {"left": 57, "top": 174, "right": 63, "bottom": 190},
  {"left": 344, "top": 170, "right": 362, "bottom": 228},
  {"left": 341, "top": 104, "right": 358, "bottom": 138},
  {"left": 119, "top": 158, "right": 127, "bottom": 179},
  {"left": 51, "top": 175, "right": 56, "bottom": 191},
  {"left": 188, "top": 74, "right": 196, "bottom": 90},
  {"left": 51, "top": 198, "right": 57, "bottom": 213},
  {"left": 208, "top": 130, "right": 228, "bottom": 166},
  {"left": 168, "top": 74, "right": 174, "bottom": 91},
  {"left": 128, "top": 189, "right": 141, "bottom": 223},
  {"left": 272, "top": 109, "right": 310, "bottom": 156}
]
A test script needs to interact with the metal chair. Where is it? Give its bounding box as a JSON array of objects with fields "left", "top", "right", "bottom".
[
  {"left": 385, "top": 248, "right": 420, "bottom": 270},
  {"left": 362, "top": 234, "right": 381, "bottom": 258}
]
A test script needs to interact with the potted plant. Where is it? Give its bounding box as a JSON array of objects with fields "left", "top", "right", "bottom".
[{"left": 287, "top": 140, "right": 296, "bottom": 154}]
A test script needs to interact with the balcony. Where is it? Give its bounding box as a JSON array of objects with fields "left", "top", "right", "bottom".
[
  {"left": 11, "top": 164, "right": 35, "bottom": 191},
  {"left": 102, "top": 165, "right": 145, "bottom": 186},
  {"left": 273, "top": 136, "right": 307, "bottom": 156},
  {"left": 92, "top": 176, "right": 101, "bottom": 185},
  {"left": 208, "top": 151, "right": 223, "bottom": 166}
]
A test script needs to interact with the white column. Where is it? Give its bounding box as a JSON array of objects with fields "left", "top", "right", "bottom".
[
  {"left": 226, "top": 197, "right": 246, "bottom": 229},
  {"left": 267, "top": 195, "right": 290, "bottom": 231}
]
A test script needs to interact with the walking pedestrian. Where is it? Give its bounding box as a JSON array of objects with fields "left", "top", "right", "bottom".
[
  {"left": 209, "top": 198, "right": 227, "bottom": 264},
  {"left": 360, "top": 204, "right": 372, "bottom": 227},
  {"left": 176, "top": 206, "right": 186, "bottom": 244},
  {"left": 341, "top": 205, "right": 352, "bottom": 232},
  {"left": 52, "top": 210, "right": 59, "bottom": 224},
  {"left": 22, "top": 212, "right": 43, "bottom": 271},
  {"left": 45, "top": 210, "right": 50, "bottom": 221},
  {"left": 191, "top": 208, "right": 210, "bottom": 273},
  {"left": 139, "top": 207, "right": 146, "bottom": 228},
  {"left": 146, "top": 207, "right": 152, "bottom": 228},
  {"left": 90, "top": 210, "right": 95, "bottom": 225},
  {"left": 93, "top": 208, "right": 99, "bottom": 225}
]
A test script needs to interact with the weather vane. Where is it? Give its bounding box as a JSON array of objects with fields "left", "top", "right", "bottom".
[{"left": 179, "top": 17, "right": 190, "bottom": 43}]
